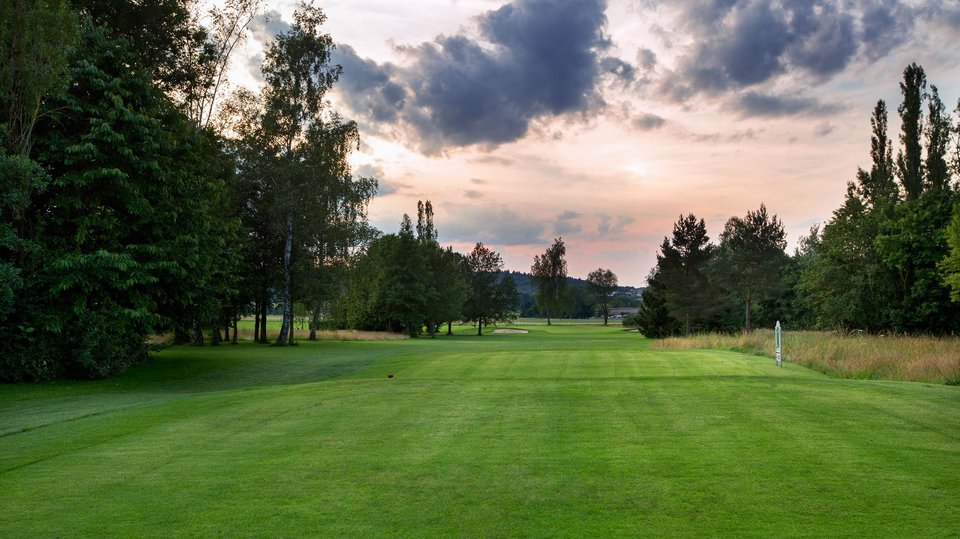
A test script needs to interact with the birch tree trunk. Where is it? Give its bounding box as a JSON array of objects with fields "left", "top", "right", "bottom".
[{"left": 277, "top": 211, "right": 294, "bottom": 344}]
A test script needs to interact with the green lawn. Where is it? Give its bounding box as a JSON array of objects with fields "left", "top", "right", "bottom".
[{"left": 1, "top": 325, "right": 957, "bottom": 536}]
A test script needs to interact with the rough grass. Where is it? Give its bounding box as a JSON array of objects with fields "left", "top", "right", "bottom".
[{"left": 652, "top": 330, "right": 960, "bottom": 384}]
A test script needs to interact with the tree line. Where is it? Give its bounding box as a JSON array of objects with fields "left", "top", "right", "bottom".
[
  {"left": 0, "top": 0, "right": 381, "bottom": 380},
  {"left": 637, "top": 64, "right": 960, "bottom": 338},
  {"left": 337, "top": 201, "right": 517, "bottom": 337}
]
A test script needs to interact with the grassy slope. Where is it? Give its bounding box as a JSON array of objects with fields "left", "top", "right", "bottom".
[{"left": 1, "top": 325, "right": 957, "bottom": 537}]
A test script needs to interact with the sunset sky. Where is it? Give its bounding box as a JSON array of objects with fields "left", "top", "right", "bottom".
[{"left": 230, "top": 0, "right": 960, "bottom": 285}]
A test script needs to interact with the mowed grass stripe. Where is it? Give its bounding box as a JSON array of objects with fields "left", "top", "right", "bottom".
[{"left": 1, "top": 326, "right": 957, "bottom": 536}]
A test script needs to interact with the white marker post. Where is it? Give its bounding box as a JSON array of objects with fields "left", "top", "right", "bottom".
[{"left": 775, "top": 321, "right": 782, "bottom": 368}]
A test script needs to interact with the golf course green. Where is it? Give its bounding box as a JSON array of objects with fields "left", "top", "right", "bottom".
[{"left": 1, "top": 325, "right": 957, "bottom": 536}]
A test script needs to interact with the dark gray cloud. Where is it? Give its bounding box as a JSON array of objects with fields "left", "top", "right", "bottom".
[
  {"left": 729, "top": 91, "right": 842, "bottom": 118},
  {"left": 656, "top": 0, "right": 919, "bottom": 115},
  {"left": 334, "top": 0, "right": 623, "bottom": 152},
  {"left": 860, "top": 0, "right": 913, "bottom": 61},
  {"left": 786, "top": 1, "right": 858, "bottom": 80},
  {"left": 332, "top": 45, "right": 406, "bottom": 123}
]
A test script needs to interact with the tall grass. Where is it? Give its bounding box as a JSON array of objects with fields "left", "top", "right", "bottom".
[
  {"left": 652, "top": 330, "right": 960, "bottom": 385},
  {"left": 234, "top": 327, "right": 409, "bottom": 341}
]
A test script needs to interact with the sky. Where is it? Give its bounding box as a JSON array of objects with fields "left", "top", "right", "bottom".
[{"left": 224, "top": 0, "right": 960, "bottom": 286}]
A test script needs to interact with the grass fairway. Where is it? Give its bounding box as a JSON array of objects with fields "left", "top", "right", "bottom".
[{"left": 1, "top": 326, "right": 958, "bottom": 537}]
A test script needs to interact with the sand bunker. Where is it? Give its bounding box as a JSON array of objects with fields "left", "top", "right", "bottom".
[{"left": 490, "top": 329, "right": 529, "bottom": 334}]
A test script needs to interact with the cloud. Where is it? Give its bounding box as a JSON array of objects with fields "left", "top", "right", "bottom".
[
  {"left": 334, "top": 0, "right": 626, "bottom": 153},
  {"left": 440, "top": 202, "right": 545, "bottom": 245},
  {"left": 860, "top": 0, "right": 914, "bottom": 61},
  {"left": 554, "top": 210, "right": 583, "bottom": 234},
  {"left": 249, "top": 10, "right": 293, "bottom": 43},
  {"left": 728, "top": 91, "right": 843, "bottom": 118},
  {"left": 637, "top": 48, "right": 658, "bottom": 70},
  {"left": 682, "top": 127, "right": 759, "bottom": 143},
  {"left": 332, "top": 44, "right": 406, "bottom": 123},
  {"left": 597, "top": 213, "right": 635, "bottom": 235},
  {"left": 632, "top": 112, "right": 666, "bottom": 131},
  {"left": 653, "top": 0, "right": 916, "bottom": 109},
  {"left": 470, "top": 156, "right": 514, "bottom": 166},
  {"left": 354, "top": 163, "right": 399, "bottom": 196},
  {"left": 814, "top": 122, "right": 835, "bottom": 137},
  {"left": 464, "top": 189, "right": 485, "bottom": 199}
]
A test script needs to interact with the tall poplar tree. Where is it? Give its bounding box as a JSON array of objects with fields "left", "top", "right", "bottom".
[{"left": 896, "top": 63, "right": 926, "bottom": 200}]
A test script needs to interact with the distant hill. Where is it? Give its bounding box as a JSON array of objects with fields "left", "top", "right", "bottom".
[
  {"left": 505, "top": 271, "right": 644, "bottom": 297},
  {"left": 505, "top": 271, "right": 644, "bottom": 318}
]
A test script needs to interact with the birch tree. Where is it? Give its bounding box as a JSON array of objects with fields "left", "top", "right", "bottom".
[{"left": 231, "top": 2, "right": 373, "bottom": 344}]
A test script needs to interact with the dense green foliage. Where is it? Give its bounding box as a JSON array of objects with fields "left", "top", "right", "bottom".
[
  {"left": 942, "top": 203, "right": 960, "bottom": 301},
  {"left": 640, "top": 64, "right": 960, "bottom": 337},
  {"left": 586, "top": 267, "right": 618, "bottom": 325},
  {"left": 0, "top": 1, "right": 378, "bottom": 379},
  {"left": 530, "top": 237, "right": 570, "bottom": 324},
  {"left": 2, "top": 326, "right": 957, "bottom": 536},
  {"left": 461, "top": 242, "right": 519, "bottom": 335},
  {"left": 1, "top": 16, "right": 237, "bottom": 380},
  {"left": 342, "top": 203, "right": 501, "bottom": 337},
  {"left": 657, "top": 214, "right": 715, "bottom": 335}
]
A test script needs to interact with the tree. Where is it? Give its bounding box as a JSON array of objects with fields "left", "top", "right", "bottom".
[
  {"left": 416, "top": 200, "right": 438, "bottom": 243},
  {"left": 229, "top": 2, "right": 374, "bottom": 344},
  {"left": 424, "top": 246, "right": 469, "bottom": 337},
  {"left": 875, "top": 67, "right": 959, "bottom": 333},
  {"left": 462, "top": 243, "right": 518, "bottom": 335},
  {"left": 185, "top": 0, "right": 263, "bottom": 129},
  {"left": 925, "top": 85, "right": 952, "bottom": 192},
  {"left": 530, "top": 237, "right": 569, "bottom": 325},
  {"left": 940, "top": 203, "right": 960, "bottom": 302},
  {"left": 72, "top": 0, "right": 210, "bottom": 96},
  {"left": 357, "top": 219, "right": 428, "bottom": 335},
  {"left": 862, "top": 100, "right": 899, "bottom": 209},
  {"left": 1, "top": 20, "right": 239, "bottom": 380},
  {"left": 710, "top": 204, "right": 788, "bottom": 332},
  {"left": 414, "top": 201, "right": 468, "bottom": 337},
  {"left": 0, "top": 0, "right": 78, "bottom": 157},
  {"left": 586, "top": 268, "right": 618, "bottom": 325},
  {"left": 799, "top": 64, "right": 960, "bottom": 334},
  {"left": 876, "top": 191, "right": 960, "bottom": 333},
  {"left": 896, "top": 63, "right": 926, "bottom": 200},
  {"left": 656, "top": 214, "right": 716, "bottom": 335},
  {"left": 635, "top": 268, "right": 680, "bottom": 338}
]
